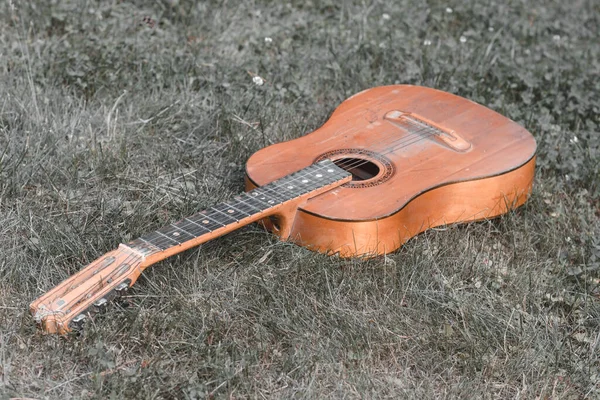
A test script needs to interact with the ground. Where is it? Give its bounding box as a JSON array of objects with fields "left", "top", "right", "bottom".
[{"left": 0, "top": 0, "right": 599, "bottom": 399}]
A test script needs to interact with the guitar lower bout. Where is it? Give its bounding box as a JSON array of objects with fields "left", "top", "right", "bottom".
[{"left": 246, "top": 156, "right": 536, "bottom": 258}]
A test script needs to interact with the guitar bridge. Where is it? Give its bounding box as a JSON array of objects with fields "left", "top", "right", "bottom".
[{"left": 384, "top": 110, "right": 471, "bottom": 152}]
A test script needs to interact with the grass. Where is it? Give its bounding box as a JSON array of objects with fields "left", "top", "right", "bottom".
[{"left": 0, "top": 0, "right": 599, "bottom": 398}]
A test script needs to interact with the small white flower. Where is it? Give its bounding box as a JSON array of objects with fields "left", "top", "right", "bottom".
[
  {"left": 252, "top": 76, "right": 264, "bottom": 86},
  {"left": 446, "top": 7, "right": 453, "bottom": 13},
  {"left": 459, "top": 35, "right": 467, "bottom": 43},
  {"left": 565, "top": 174, "right": 570, "bottom": 181},
  {"left": 382, "top": 13, "right": 391, "bottom": 20},
  {"left": 566, "top": 237, "right": 572, "bottom": 243},
  {"left": 570, "top": 136, "right": 579, "bottom": 144},
  {"left": 423, "top": 39, "right": 432, "bottom": 46},
  {"left": 553, "top": 34, "right": 561, "bottom": 41},
  {"left": 488, "top": 26, "right": 494, "bottom": 32},
  {"left": 264, "top": 37, "right": 272, "bottom": 44}
]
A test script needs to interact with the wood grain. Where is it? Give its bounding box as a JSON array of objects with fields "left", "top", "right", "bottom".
[{"left": 246, "top": 85, "right": 536, "bottom": 256}]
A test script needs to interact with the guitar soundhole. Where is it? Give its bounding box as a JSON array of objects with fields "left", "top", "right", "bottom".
[
  {"left": 315, "top": 149, "right": 394, "bottom": 188},
  {"left": 333, "top": 158, "right": 380, "bottom": 181}
]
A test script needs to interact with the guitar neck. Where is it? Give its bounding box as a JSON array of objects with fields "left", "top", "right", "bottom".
[{"left": 30, "top": 160, "right": 351, "bottom": 334}]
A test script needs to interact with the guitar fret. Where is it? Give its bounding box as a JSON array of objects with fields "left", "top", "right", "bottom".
[
  {"left": 176, "top": 218, "right": 207, "bottom": 236},
  {"left": 173, "top": 224, "right": 195, "bottom": 236},
  {"left": 156, "top": 224, "right": 197, "bottom": 243},
  {"left": 128, "top": 160, "right": 350, "bottom": 255},
  {"left": 188, "top": 213, "right": 225, "bottom": 231},
  {"left": 182, "top": 217, "right": 211, "bottom": 235},
  {"left": 212, "top": 203, "right": 250, "bottom": 222},
  {"left": 239, "top": 193, "right": 268, "bottom": 211},
  {"left": 282, "top": 175, "right": 312, "bottom": 195},
  {"left": 138, "top": 237, "right": 156, "bottom": 248},
  {"left": 298, "top": 177, "right": 315, "bottom": 193},
  {"left": 230, "top": 197, "right": 262, "bottom": 214},
  {"left": 140, "top": 231, "right": 175, "bottom": 250},
  {"left": 232, "top": 194, "right": 263, "bottom": 211},
  {"left": 251, "top": 188, "right": 285, "bottom": 204},
  {"left": 247, "top": 190, "right": 275, "bottom": 206},
  {"left": 274, "top": 182, "right": 301, "bottom": 198},
  {"left": 156, "top": 230, "right": 183, "bottom": 245},
  {"left": 129, "top": 237, "right": 162, "bottom": 255},
  {"left": 208, "top": 207, "right": 238, "bottom": 224}
]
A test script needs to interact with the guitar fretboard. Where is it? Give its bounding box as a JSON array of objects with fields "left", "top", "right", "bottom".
[{"left": 129, "top": 159, "right": 350, "bottom": 254}]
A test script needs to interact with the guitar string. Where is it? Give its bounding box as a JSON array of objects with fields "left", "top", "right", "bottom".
[
  {"left": 57, "top": 159, "right": 363, "bottom": 320},
  {"left": 233, "top": 119, "right": 440, "bottom": 211},
  {"left": 327, "top": 117, "right": 441, "bottom": 171},
  {"left": 141, "top": 162, "right": 341, "bottom": 249},
  {"left": 336, "top": 114, "right": 439, "bottom": 165},
  {"left": 139, "top": 162, "right": 351, "bottom": 250},
  {"left": 143, "top": 123, "right": 440, "bottom": 250},
  {"left": 335, "top": 128, "right": 434, "bottom": 171},
  {"left": 311, "top": 117, "right": 435, "bottom": 172},
  {"left": 58, "top": 255, "right": 142, "bottom": 320},
  {"left": 275, "top": 116, "right": 440, "bottom": 176},
  {"left": 58, "top": 122, "right": 445, "bottom": 314},
  {"left": 137, "top": 119, "right": 443, "bottom": 250}
]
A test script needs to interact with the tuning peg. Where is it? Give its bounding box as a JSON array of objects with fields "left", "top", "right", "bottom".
[
  {"left": 93, "top": 298, "right": 108, "bottom": 313},
  {"left": 113, "top": 281, "right": 131, "bottom": 307},
  {"left": 114, "top": 282, "right": 129, "bottom": 297},
  {"left": 70, "top": 313, "right": 87, "bottom": 331}
]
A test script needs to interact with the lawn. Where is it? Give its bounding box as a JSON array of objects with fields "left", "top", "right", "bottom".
[{"left": 0, "top": 0, "right": 598, "bottom": 398}]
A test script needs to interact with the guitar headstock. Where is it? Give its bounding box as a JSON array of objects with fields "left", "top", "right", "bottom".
[{"left": 30, "top": 245, "right": 144, "bottom": 334}]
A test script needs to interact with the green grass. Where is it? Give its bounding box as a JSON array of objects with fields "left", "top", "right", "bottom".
[{"left": 1, "top": 0, "right": 599, "bottom": 398}]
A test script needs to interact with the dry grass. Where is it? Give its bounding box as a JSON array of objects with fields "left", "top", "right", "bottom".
[{"left": 0, "top": 0, "right": 599, "bottom": 398}]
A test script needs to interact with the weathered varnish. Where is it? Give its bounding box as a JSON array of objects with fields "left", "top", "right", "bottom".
[{"left": 245, "top": 85, "right": 536, "bottom": 256}]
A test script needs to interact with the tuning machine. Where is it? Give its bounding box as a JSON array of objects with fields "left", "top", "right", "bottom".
[
  {"left": 67, "top": 279, "right": 132, "bottom": 332},
  {"left": 114, "top": 282, "right": 130, "bottom": 297},
  {"left": 93, "top": 297, "right": 109, "bottom": 313},
  {"left": 114, "top": 281, "right": 131, "bottom": 307},
  {"left": 70, "top": 313, "right": 87, "bottom": 331}
]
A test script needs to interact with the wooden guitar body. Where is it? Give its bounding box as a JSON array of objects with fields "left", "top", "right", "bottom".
[
  {"left": 30, "top": 85, "right": 536, "bottom": 334},
  {"left": 246, "top": 85, "right": 536, "bottom": 257}
]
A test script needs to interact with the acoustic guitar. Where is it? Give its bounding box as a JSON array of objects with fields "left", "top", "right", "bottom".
[{"left": 30, "top": 85, "right": 537, "bottom": 334}]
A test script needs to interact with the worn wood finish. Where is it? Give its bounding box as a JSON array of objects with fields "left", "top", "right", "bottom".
[
  {"left": 246, "top": 85, "right": 536, "bottom": 221},
  {"left": 260, "top": 157, "right": 536, "bottom": 256},
  {"left": 246, "top": 85, "right": 536, "bottom": 255},
  {"left": 30, "top": 163, "right": 352, "bottom": 334},
  {"left": 30, "top": 85, "right": 536, "bottom": 334}
]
